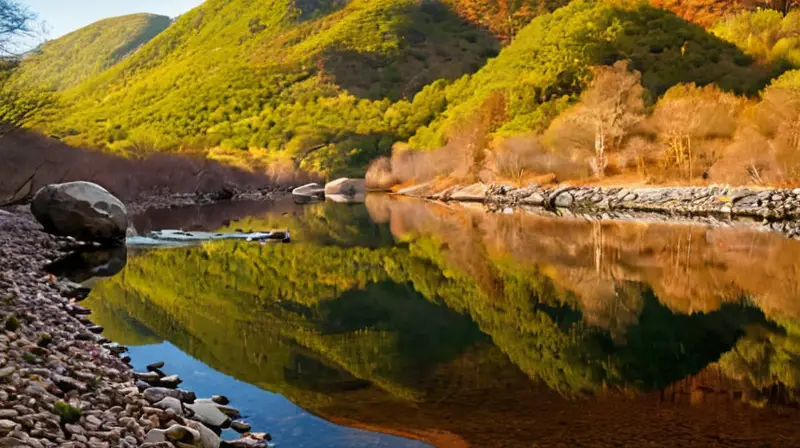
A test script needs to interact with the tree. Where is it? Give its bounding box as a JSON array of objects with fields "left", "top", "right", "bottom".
[
  {"left": 565, "top": 61, "right": 646, "bottom": 178},
  {"left": 0, "top": 0, "right": 35, "bottom": 57}
]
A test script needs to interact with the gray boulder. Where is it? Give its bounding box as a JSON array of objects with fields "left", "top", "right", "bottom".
[
  {"left": 292, "top": 183, "right": 325, "bottom": 204},
  {"left": 186, "top": 402, "right": 231, "bottom": 428},
  {"left": 31, "top": 182, "right": 127, "bottom": 245},
  {"left": 324, "top": 178, "right": 366, "bottom": 196}
]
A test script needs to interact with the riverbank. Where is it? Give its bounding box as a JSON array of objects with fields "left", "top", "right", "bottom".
[
  {"left": 397, "top": 183, "right": 800, "bottom": 238},
  {"left": 0, "top": 207, "right": 269, "bottom": 447}
]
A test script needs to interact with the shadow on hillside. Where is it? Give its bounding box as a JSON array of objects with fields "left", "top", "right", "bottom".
[
  {"left": 604, "top": 3, "right": 780, "bottom": 96},
  {"left": 321, "top": 0, "right": 499, "bottom": 101},
  {"left": 0, "top": 130, "right": 283, "bottom": 204}
]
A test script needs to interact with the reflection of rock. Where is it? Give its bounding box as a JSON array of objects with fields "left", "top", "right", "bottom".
[
  {"left": 292, "top": 183, "right": 325, "bottom": 204},
  {"left": 45, "top": 247, "right": 128, "bottom": 283},
  {"left": 326, "top": 193, "right": 366, "bottom": 204},
  {"left": 128, "top": 229, "right": 290, "bottom": 247},
  {"left": 31, "top": 181, "right": 128, "bottom": 245}
]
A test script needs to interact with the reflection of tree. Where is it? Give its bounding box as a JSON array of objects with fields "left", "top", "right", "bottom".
[{"left": 90, "top": 199, "right": 800, "bottom": 406}]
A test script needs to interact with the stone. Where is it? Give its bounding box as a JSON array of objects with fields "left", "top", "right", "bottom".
[
  {"left": 0, "top": 420, "right": 16, "bottom": 435},
  {"left": 324, "top": 178, "right": 366, "bottom": 197},
  {"left": 521, "top": 192, "right": 545, "bottom": 206},
  {"left": 223, "top": 438, "right": 267, "bottom": 448},
  {"left": 30, "top": 182, "right": 128, "bottom": 246},
  {"left": 554, "top": 193, "right": 574, "bottom": 208},
  {"left": 291, "top": 183, "right": 325, "bottom": 204},
  {"left": 143, "top": 387, "right": 195, "bottom": 404},
  {"left": 186, "top": 420, "right": 221, "bottom": 448},
  {"left": 158, "top": 375, "right": 182, "bottom": 388},
  {"left": 449, "top": 183, "right": 489, "bottom": 202},
  {"left": 146, "top": 361, "right": 165, "bottom": 371},
  {"left": 134, "top": 372, "right": 161, "bottom": 383},
  {"left": 230, "top": 421, "right": 251, "bottom": 434},
  {"left": 154, "top": 397, "right": 184, "bottom": 416},
  {"left": 325, "top": 193, "right": 366, "bottom": 204},
  {"left": 185, "top": 402, "right": 231, "bottom": 428},
  {"left": 210, "top": 396, "right": 229, "bottom": 406}
]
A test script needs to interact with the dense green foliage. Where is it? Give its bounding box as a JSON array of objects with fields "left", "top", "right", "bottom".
[
  {"left": 13, "top": 14, "right": 171, "bottom": 90},
  {"left": 30, "top": 0, "right": 497, "bottom": 177},
  {"left": 13, "top": 0, "right": 783, "bottom": 177},
  {"left": 711, "top": 9, "right": 800, "bottom": 69},
  {"left": 409, "top": 0, "right": 774, "bottom": 149}
]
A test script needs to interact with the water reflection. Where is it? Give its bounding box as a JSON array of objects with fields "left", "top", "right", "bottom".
[
  {"left": 84, "top": 196, "right": 800, "bottom": 447},
  {"left": 46, "top": 246, "right": 128, "bottom": 283}
]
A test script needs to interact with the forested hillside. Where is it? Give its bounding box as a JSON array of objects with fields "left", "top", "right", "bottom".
[
  {"left": 7, "top": 0, "right": 800, "bottom": 182},
  {"left": 12, "top": 13, "right": 171, "bottom": 90},
  {"left": 27, "top": 0, "right": 498, "bottom": 177}
]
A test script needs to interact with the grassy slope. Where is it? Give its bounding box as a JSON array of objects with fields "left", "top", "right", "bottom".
[
  {"left": 13, "top": 13, "right": 171, "bottom": 91},
  {"left": 34, "top": 0, "right": 498, "bottom": 177}
]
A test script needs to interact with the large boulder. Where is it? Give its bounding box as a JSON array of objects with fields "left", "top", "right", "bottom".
[
  {"left": 292, "top": 183, "right": 325, "bottom": 204},
  {"left": 31, "top": 182, "right": 127, "bottom": 245},
  {"left": 324, "top": 178, "right": 366, "bottom": 196}
]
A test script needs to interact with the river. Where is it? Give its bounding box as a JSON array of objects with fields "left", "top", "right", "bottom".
[{"left": 79, "top": 194, "right": 800, "bottom": 447}]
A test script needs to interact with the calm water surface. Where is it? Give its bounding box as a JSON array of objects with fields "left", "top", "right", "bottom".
[{"left": 81, "top": 195, "right": 800, "bottom": 447}]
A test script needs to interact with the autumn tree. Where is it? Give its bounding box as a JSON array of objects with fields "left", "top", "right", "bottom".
[
  {"left": 550, "top": 61, "right": 646, "bottom": 178},
  {"left": 648, "top": 84, "right": 744, "bottom": 180}
]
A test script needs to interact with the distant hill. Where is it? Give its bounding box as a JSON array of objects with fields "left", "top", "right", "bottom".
[
  {"left": 12, "top": 13, "right": 171, "bottom": 90},
  {"left": 30, "top": 0, "right": 498, "bottom": 177}
]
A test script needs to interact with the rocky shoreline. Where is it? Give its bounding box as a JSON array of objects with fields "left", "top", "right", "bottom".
[
  {"left": 0, "top": 208, "right": 270, "bottom": 448},
  {"left": 398, "top": 183, "right": 800, "bottom": 238}
]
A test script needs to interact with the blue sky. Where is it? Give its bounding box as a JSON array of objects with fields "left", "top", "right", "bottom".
[{"left": 24, "top": 0, "right": 204, "bottom": 42}]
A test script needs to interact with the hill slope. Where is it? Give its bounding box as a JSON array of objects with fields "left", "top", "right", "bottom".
[
  {"left": 13, "top": 13, "right": 171, "bottom": 90},
  {"left": 408, "top": 0, "right": 777, "bottom": 150},
  {"left": 33, "top": 0, "right": 498, "bottom": 176}
]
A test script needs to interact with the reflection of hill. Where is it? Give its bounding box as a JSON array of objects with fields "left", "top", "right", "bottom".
[{"left": 87, "top": 197, "right": 800, "bottom": 446}]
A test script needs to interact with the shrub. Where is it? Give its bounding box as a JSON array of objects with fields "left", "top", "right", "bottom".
[
  {"left": 54, "top": 401, "right": 82, "bottom": 424},
  {"left": 4, "top": 314, "right": 19, "bottom": 331}
]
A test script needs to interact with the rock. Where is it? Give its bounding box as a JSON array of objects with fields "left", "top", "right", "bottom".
[
  {"left": 522, "top": 192, "right": 545, "bottom": 206},
  {"left": 158, "top": 375, "right": 182, "bottom": 388},
  {"left": 324, "top": 178, "right": 366, "bottom": 196},
  {"left": 230, "top": 421, "right": 251, "bottom": 434},
  {"left": 223, "top": 437, "right": 267, "bottom": 448},
  {"left": 187, "top": 420, "right": 221, "bottom": 448},
  {"left": 185, "top": 402, "right": 231, "bottom": 429},
  {"left": 554, "top": 193, "right": 574, "bottom": 208},
  {"left": 210, "top": 396, "right": 229, "bottom": 406},
  {"left": 30, "top": 182, "right": 128, "bottom": 246},
  {"left": 194, "top": 400, "right": 240, "bottom": 418},
  {"left": 291, "top": 183, "right": 325, "bottom": 204},
  {"left": 0, "top": 420, "right": 16, "bottom": 435},
  {"left": 449, "top": 183, "right": 488, "bottom": 202},
  {"left": 143, "top": 387, "right": 195, "bottom": 404},
  {"left": 396, "top": 181, "right": 435, "bottom": 197},
  {"left": 134, "top": 372, "right": 161, "bottom": 383},
  {"left": 146, "top": 361, "right": 165, "bottom": 371},
  {"left": 154, "top": 397, "right": 184, "bottom": 416}
]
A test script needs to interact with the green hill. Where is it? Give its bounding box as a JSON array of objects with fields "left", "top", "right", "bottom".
[
  {"left": 13, "top": 13, "right": 171, "bottom": 91},
  {"left": 31, "top": 0, "right": 498, "bottom": 176},
  {"left": 408, "top": 0, "right": 776, "bottom": 149},
  {"left": 19, "top": 0, "right": 780, "bottom": 177}
]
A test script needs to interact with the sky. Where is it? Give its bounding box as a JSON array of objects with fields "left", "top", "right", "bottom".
[{"left": 23, "top": 0, "right": 204, "bottom": 43}]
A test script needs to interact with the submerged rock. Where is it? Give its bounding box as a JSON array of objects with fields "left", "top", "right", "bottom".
[
  {"left": 186, "top": 402, "right": 232, "bottom": 429},
  {"left": 31, "top": 181, "right": 128, "bottom": 245}
]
